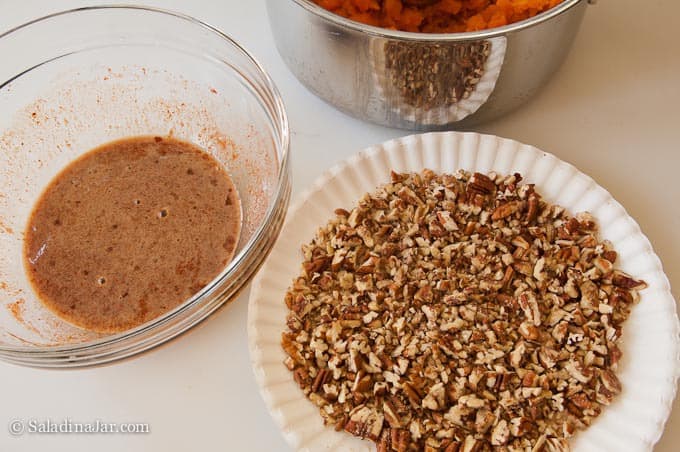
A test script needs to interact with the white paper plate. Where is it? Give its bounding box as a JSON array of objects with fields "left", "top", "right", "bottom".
[{"left": 248, "top": 132, "right": 679, "bottom": 451}]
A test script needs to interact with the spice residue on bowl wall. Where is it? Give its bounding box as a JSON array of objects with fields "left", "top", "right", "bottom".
[
  {"left": 0, "top": 65, "right": 278, "bottom": 345},
  {"left": 312, "top": 0, "right": 565, "bottom": 32},
  {"left": 23, "top": 136, "right": 242, "bottom": 333}
]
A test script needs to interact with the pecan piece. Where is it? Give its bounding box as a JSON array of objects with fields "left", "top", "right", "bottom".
[
  {"left": 312, "top": 369, "right": 330, "bottom": 393},
  {"left": 612, "top": 270, "right": 648, "bottom": 290},
  {"left": 599, "top": 369, "right": 622, "bottom": 394},
  {"left": 526, "top": 192, "right": 540, "bottom": 224},
  {"left": 467, "top": 172, "right": 495, "bottom": 197},
  {"left": 492, "top": 201, "right": 520, "bottom": 221}
]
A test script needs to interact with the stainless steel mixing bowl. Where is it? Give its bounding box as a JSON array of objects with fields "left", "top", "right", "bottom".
[{"left": 266, "top": 0, "right": 594, "bottom": 130}]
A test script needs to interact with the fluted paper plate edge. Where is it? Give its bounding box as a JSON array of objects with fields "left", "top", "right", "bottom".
[{"left": 248, "top": 132, "right": 679, "bottom": 452}]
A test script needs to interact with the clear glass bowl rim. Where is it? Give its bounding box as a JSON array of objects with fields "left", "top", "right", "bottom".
[{"left": 0, "top": 4, "right": 291, "bottom": 365}]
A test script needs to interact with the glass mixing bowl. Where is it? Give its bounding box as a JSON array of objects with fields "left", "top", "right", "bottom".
[{"left": 0, "top": 6, "right": 290, "bottom": 367}]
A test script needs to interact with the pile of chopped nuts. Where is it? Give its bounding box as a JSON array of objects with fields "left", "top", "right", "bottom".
[{"left": 282, "top": 170, "right": 646, "bottom": 451}]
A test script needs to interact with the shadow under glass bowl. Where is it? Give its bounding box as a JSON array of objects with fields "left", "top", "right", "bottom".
[{"left": 0, "top": 6, "right": 290, "bottom": 368}]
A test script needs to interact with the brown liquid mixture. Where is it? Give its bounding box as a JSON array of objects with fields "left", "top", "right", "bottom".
[{"left": 23, "top": 136, "right": 242, "bottom": 333}]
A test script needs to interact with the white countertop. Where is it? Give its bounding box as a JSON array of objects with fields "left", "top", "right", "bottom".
[{"left": 1, "top": 0, "right": 678, "bottom": 451}]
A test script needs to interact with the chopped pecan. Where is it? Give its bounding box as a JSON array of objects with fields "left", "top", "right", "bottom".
[
  {"left": 492, "top": 201, "right": 520, "bottom": 221},
  {"left": 612, "top": 270, "right": 648, "bottom": 290},
  {"left": 467, "top": 172, "right": 496, "bottom": 195}
]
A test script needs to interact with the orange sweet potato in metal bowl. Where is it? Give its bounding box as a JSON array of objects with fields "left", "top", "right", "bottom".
[{"left": 312, "top": 0, "right": 565, "bottom": 33}]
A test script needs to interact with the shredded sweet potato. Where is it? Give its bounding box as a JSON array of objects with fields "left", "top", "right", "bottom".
[{"left": 312, "top": 0, "right": 565, "bottom": 33}]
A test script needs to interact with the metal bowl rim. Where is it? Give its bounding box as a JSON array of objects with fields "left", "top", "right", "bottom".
[{"left": 288, "top": 0, "right": 584, "bottom": 41}]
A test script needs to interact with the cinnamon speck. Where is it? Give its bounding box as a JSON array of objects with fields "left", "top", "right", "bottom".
[
  {"left": 0, "top": 219, "right": 13, "bottom": 235},
  {"left": 8, "top": 299, "right": 23, "bottom": 320}
]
